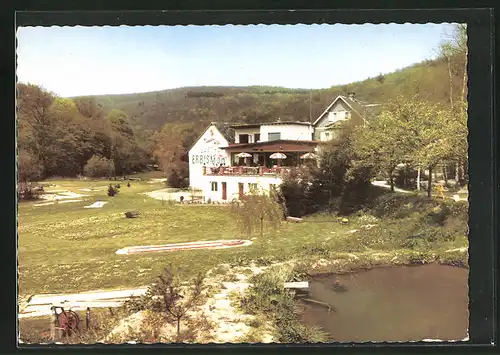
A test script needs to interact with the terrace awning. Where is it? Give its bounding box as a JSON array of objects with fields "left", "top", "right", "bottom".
[{"left": 221, "top": 139, "right": 318, "bottom": 153}]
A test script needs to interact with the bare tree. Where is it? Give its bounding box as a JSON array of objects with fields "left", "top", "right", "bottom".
[{"left": 156, "top": 265, "right": 204, "bottom": 339}]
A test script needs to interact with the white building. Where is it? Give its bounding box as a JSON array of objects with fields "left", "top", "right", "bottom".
[
  {"left": 188, "top": 93, "right": 378, "bottom": 202},
  {"left": 188, "top": 123, "right": 233, "bottom": 189}
]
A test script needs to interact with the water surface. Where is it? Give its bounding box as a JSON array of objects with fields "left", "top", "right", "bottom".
[{"left": 299, "top": 264, "right": 468, "bottom": 342}]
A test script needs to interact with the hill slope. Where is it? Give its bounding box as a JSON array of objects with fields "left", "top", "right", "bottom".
[{"left": 79, "top": 57, "right": 459, "bottom": 133}]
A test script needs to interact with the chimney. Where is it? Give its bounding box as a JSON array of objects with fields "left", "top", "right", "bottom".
[{"left": 347, "top": 92, "right": 355, "bottom": 99}]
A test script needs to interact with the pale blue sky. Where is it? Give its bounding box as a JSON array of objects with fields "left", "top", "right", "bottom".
[{"left": 16, "top": 24, "right": 456, "bottom": 97}]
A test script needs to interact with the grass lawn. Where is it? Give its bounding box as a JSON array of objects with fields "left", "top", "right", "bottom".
[{"left": 18, "top": 178, "right": 469, "bottom": 297}]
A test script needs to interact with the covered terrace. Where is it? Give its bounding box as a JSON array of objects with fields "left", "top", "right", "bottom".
[{"left": 203, "top": 140, "right": 319, "bottom": 176}]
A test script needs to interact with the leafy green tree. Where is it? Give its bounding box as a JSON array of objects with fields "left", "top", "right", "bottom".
[
  {"left": 17, "top": 149, "right": 43, "bottom": 184},
  {"left": 352, "top": 109, "right": 411, "bottom": 192},
  {"left": 362, "top": 96, "right": 461, "bottom": 197},
  {"left": 106, "top": 109, "right": 143, "bottom": 176},
  {"left": 16, "top": 83, "right": 55, "bottom": 177}
]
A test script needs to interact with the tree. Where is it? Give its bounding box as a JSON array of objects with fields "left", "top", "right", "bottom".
[
  {"left": 18, "top": 149, "right": 43, "bottom": 184},
  {"left": 128, "top": 265, "right": 204, "bottom": 339},
  {"left": 230, "top": 187, "right": 284, "bottom": 238},
  {"left": 74, "top": 96, "right": 104, "bottom": 120},
  {"left": 437, "top": 24, "right": 468, "bottom": 184},
  {"left": 46, "top": 98, "right": 87, "bottom": 176},
  {"left": 106, "top": 109, "right": 143, "bottom": 176},
  {"left": 362, "top": 96, "right": 459, "bottom": 197},
  {"left": 352, "top": 110, "right": 410, "bottom": 192},
  {"left": 153, "top": 124, "right": 191, "bottom": 187},
  {"left": 309, "top": 122, "right": 357, "bottom": 205},
  {"left": 16, "top": 83, "right": 55, "bottom": 177}
]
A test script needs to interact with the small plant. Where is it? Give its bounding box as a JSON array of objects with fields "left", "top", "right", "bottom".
[{"left": 107, "top": 184, "right": 117, "bottom": 197}]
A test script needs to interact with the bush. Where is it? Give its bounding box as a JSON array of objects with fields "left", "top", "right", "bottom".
[
  {"left": 167, "top": 169, "right": 189, "bottom": 189},
  {"left": 83, "top": 155, "right": 114, "bottom": 178},
  {"left": 108, "top": 184, "right": 118, "bottom": 197},
  {"left": 17, "top": 182, "right": 42, "bottom": 201},
  {"left": 239, "top": 266, "right": 328, "bottom": 343}
]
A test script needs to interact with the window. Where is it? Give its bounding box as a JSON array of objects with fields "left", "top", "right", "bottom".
[
  {"left": 254, "top": 133, "right": 261, "bottom": 142},
  {"left": 239, "top": 134, "right": 249, "bottom": 143},
  {"left": 328, "top": 111, "right": 337, "bottom": 122},
  {"left": 268, "top": 132, "right": 281, "bottom": 141},
  {"left": 211, "top": 182, "right": 218, "bottom": 191},
  {"left": 248, "top": 183, "right": 258, "bottom": 192},
  {"left": 324, "top": 132, "right": 331, "bottom": 141}
]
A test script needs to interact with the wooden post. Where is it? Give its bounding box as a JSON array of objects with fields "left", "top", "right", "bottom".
[
  {"left": 417, "top": 167, "right": 421, "bottom": 191},
  {"left": 50, "top": 310, "right": 56, "bottom": 341},
  {"left": 50, "top": 307, "right": 61, "bottom": 341},
  {"left": 86, "top": 307, "right": 91, "bottom": 330}
]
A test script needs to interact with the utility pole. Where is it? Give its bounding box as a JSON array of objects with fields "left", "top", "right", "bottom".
[{"left": 309, "top": 90, "right": 312, "bottom": 123}]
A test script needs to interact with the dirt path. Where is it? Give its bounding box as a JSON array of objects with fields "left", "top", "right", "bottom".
[
  {"left": 371, "top": 180, "right": 468, "bottom": 201},
  {"left": 19, "top": 287, "right": 149, "bottom": 318}
]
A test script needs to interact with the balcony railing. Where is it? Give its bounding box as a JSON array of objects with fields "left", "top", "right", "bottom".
[{"left": 203, "top": 166, "right": 301, "bottom": 177}]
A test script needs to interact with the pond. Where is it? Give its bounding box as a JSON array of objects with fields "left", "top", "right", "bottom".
[{"left": 299, "top": 263, "right": 469, "bottom": 342}]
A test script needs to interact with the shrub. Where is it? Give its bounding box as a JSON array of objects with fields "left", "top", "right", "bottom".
[
  {"left": 240, "top": 266, "right": 328, "bottom": 343},
  {"left": 83, "top": 155, "right": 114, "bottom": 178},
  {"left": 279, "top": 179, "right": 310, "bottom": 217},
  {"left": 167, "top": 169, "right": 189, "bottom": 189},
  {"left": 107, "top": 184, "right": 118, "bottom": 197},
  {"left": 17, "top": 182, "right": 42, "bottom": 201}
]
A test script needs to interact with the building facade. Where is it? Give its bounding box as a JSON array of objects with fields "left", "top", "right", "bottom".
[{"left": 188, "top": 94, "right": 378, "bottom": 202}]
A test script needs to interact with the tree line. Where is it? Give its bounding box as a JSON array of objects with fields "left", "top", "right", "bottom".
[
  {"left": 17, "top": 84, "right": 152, "bottom": 187},
  {"left": 17, "top": 25, "right": 467, "bottom": 199}
]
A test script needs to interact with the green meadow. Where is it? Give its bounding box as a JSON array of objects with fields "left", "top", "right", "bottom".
[{"left": 18, "top": 177, "right": 468, "bottom": 298}]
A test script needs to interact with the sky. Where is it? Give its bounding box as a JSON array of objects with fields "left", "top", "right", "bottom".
[{"left": 16, "top": 23, "right": 457, "bottom": 97}]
